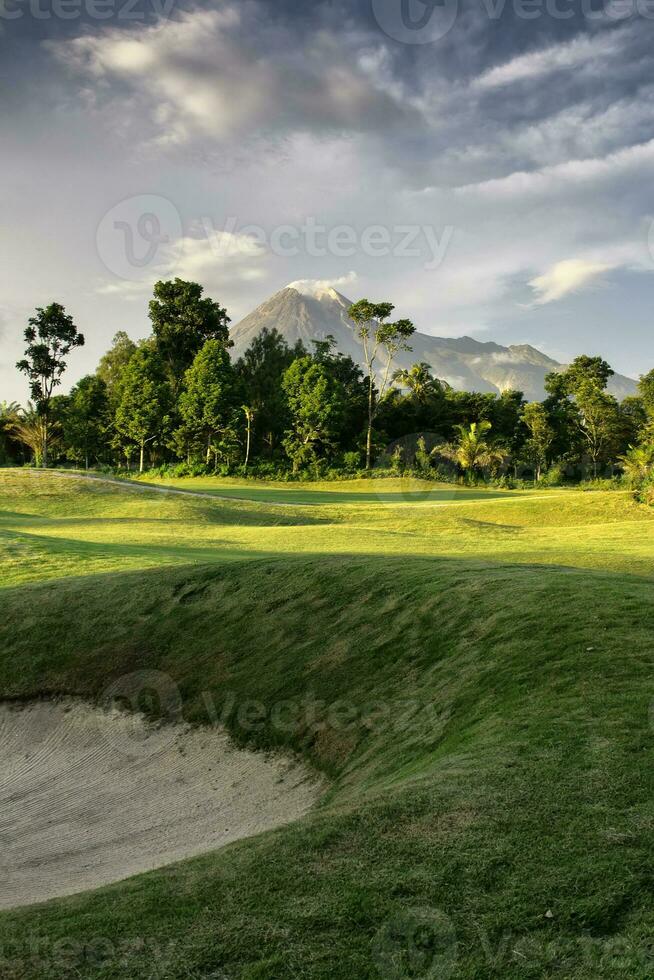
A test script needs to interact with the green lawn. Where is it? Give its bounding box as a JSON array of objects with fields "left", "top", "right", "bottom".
[{"left": 1, "top": 470, "right": 654, "bottom": 978}]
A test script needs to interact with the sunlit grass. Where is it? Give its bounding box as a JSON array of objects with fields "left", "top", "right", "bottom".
[
  {"left": 1, "top": 470, "right": 652, "bottom": 586},
  {"left": 1, "top": 469, "right": 654, "bottom": 978}
]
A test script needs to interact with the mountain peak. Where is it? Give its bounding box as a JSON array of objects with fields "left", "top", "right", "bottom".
[
  {"left": 285, "top": 280, "right": 343, "bottom": 302},
  {"left": 229, "top": 284, "right": 637, "bottom": 401}
]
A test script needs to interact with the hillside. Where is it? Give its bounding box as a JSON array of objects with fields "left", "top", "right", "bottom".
[
  {"left": 1, "top": 471, "right": 654, "bottom": 977},
  {"left": 230, "top": 283, "right": 637, "bottom": 401}
]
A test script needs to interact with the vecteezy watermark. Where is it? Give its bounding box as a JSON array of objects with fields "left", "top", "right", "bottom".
[
  {"left": 96, "top": 194, "right": 183, "bottom": 283},
  {"left": 372, "top": 0, "right": 460, "bottom": 44},
  {"left": 372, "top": 907, "right": 458, "bottom": 979},
  {"left": 371, "top": 0, "right": 654, "bottom": 44},
  {"left": 0, "top": 0, "right": 175, "bottom": 21},
  {"left": 201, "top": 217, "right": 454, "bottom": 271},
  {"left": 97, "top": 669, "right": 184, "bottom": 761},
  {"left": 0, "top": 934, "right": 182, "bottom": 977},
  {"left": 201, "top": 689, "right": 451, "bottom": 739},
  {"left": 95, "top": 196, "right": 455, "bottom": 282},
  {"left": 370, "top": 433, "right": 461, "bottom": 504}
]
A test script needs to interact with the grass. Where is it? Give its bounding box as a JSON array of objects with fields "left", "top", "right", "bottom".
[{"left": 1, "top": 469, "right": 654, "bottom": 978}]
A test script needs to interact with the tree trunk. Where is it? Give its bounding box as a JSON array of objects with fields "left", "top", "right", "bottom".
[
  {"left": 366, "top": 374, "right": 374, "bottom": 470},
  {"left": 85, "top": 453, "right": 89, "bottom": 471},
  {"left": 244, "top": 419, "right": 251, "bottom": 471},
  {"left": 139, "top": 442, "right": 145, "bottom": 474},
  {"left": 206, "top": 435, "right": 212, "bottom": 467},
  {"left": 42, "top": 419, "right": 48, "bottom": 469}
]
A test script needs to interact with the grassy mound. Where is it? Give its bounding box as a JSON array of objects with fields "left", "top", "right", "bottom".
[{"left": 1, "top": 472, "right": 654, "bottom": 978}]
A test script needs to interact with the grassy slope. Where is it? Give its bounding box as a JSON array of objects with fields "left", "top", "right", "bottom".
[{"left": 1, "top": 471, "right": 654, "bottom": 978}]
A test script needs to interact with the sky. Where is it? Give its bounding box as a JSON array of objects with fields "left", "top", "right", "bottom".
[{"left": 2, "top": 0, "right": 654, "bottom": 402}]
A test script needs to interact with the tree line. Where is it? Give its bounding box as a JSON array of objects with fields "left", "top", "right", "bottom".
[{"left": 2, "top": 278, "right": 654, "bottom": 489}]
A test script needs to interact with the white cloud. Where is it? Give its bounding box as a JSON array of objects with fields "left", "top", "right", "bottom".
[
  {"left": 97, "top": 228, "right": 268, "bottom": 299},
  {"left": 473, "top": 30, "right": 627, "bottom": 90},
  {"left": 528, "top": 259, "right": 614, "bottom": 305},
  {"left": 452, "top": 138, "right": 654, "bottom": 200},
  {"left": 286, "top": 273, "right": 358, "bottom": 298}
]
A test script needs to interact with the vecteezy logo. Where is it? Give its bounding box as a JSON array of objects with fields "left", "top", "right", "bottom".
[
  {"left": 95, "top": 194, "right": 183, "bottom": 282},
  {"left": 371, "top": 907, "right": 457, "bottom": 979},
  {"left": 371, "top": 0, "right": 459, "bottom": 44},
  {"left": 97, "top": 669, "right": 184, "bottom": 762}
]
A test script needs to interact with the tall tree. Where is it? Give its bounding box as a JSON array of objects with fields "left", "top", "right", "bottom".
[
  {"left": 64, "top": 376, "right": 109, "bottom": 470},
  {"left": 236, "top": 327, "right": 305, "bottom": 457},
  {"left": 149, "top": 280, "right": 231, "bottom": 394},
  {"left": 348, "top": 300, "right": 415, "bottom": 469},
  {"left": 16, "top": 303, "right": 84, "bottom": 466},
  {"left": 521, "top": 402, "right": 554, "bottom": 481},
  {"left": 282, "top": 356, "right": 346, "bottom": 474},
  {"left": 177, "top": 340, "right": 240, "bottom": 469},
  {"left": 311, "top": 336, "right": 368, "bottom": 456},
  {"left": 575, "top": 380, "right": 620, "bottom": 478},
  {"left": 96, "top": 331, "right": 137, "bottom": 411},
  {"left": 115, "top": 344, "right": 171, "bottom": 473},
  {"left": 638, "top": 368, "right": 654, "bottom": 421},
  {"left": 242, "top": 405, "right": 255, "bottom": 472}
]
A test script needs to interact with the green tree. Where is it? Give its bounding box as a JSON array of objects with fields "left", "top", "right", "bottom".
[
  {"left": 392, "top": 362, "right": 449, "bottom": 404},
  {"left": 236, "top": 328, "right": 305, "bottom": 457},
  {"left": 311, "top": 336, "right": 368, "bottom": 456},
  {"left": 16, "top": 303, "right": 84, "bottom": 466},
  {"left": 440, "top": 420, "right": 507, "bottom": 481},
  {"left": 638, "top": 368, "right": 654, "bottom": 421},
  {"left": 618, "top": 442, "right": 654, "bottom": 484},
  {"left": 544, "top": 355, "right": 617, "bottom": 473},
  {"left": 575, "top": 380, "right": 620, "bottom": 478},
  {"left": 521, "top": 402, "right": 554, "bottom": 481},
  {"left": 115, "top": 345, "right": 171, "bottom": 473},
  {"left": 0, "top": 401, "right": 21, "bottom": 465},
  {"left": 9, "top": 403, "right": 61, "bottom": 467},
  {"left": 64, "top": 376, "right": 109, "bottom": 470},
  {"left": 96, "top": 331, "right": 137, "bottom": 411},
  {"left": 178, "top": 340, "right": 240, "bottom": 469},
  {"left": 282, "top": 356, "right": 346, "bottom": 474},
  {"left": 546, "top": 355, "right": 614, "bottom": 398},
  {"left": 149, "top": 280, "right": 231, "bottom": 394},
  {"left": 348, "top": 300, "right": 415, "bottom": 469}
]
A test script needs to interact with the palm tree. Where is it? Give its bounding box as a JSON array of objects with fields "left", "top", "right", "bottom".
[
  {"left": 8, "top": 403, "right": 60, "bottom": 467},
  {"left": 0, "top": 401, "right": 21, "bottom": 421},
  {"left": 0, "top": 401, "right": 21, "bottom": 464},
  {"left": 440, "top": 420, "right": 508, "bottom": 481},
  {"left": 392, "top": 362, "right": 450, "bottom": 403},
  {"left": 618, "top": 443, "right": 654, "bottom": 484}
]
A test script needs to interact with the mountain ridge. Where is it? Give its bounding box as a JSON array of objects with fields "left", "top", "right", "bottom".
[{"left": 230, "top": 285, "right": 637, "bottom": 401}]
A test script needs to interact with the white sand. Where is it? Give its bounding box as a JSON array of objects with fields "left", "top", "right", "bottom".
[{"left": 0, "top": 700, "right": 321, "bottom": 909}]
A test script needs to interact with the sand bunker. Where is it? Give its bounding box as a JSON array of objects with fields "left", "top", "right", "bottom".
[{"left": 0, "top": 700, "right": 321, "bottom": 909}]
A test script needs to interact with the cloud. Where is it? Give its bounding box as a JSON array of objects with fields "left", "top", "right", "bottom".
[
  {"left": 528, "top": 259, "right": 614, "bottom": 305},
  {"left": 286, "top": 273, "right": 358, "bottom": 298},
  {"left": 48, "top": 5, "right": 414, "bottom": 146},
  {"left": 97, "top": 228, "right": 268, "bottom": 299},
  {"left": 452, "top": 137, "right": 654, "bottom": 200},
  {"left": 473, "top": 29, "right": 627, "bottom": 91}
]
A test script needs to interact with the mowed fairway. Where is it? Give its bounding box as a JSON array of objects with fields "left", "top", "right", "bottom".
[{"left": 1, "top": 469, "right": 654, "bottom": 978}]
